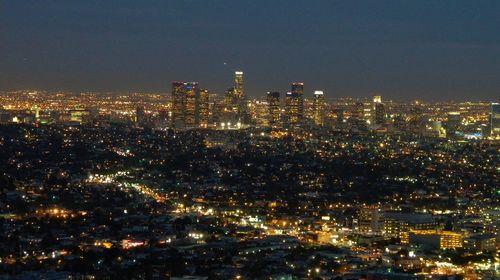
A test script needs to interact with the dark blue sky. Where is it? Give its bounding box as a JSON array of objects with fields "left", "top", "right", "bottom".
[{"left": 1, "top": 0, "right": 499, "bottom": 101}]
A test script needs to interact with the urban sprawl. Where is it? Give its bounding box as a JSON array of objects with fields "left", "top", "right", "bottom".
[{"left": 0, "top": 71, "right": 499, "bottom": 280}]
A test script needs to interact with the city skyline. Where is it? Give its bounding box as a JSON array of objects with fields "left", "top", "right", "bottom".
[
  {"left": 1, "top": 1, "right": 500, "bottom": 101},
  {"left": 1, "top": 2, "right": 499, "bottom": 279}
]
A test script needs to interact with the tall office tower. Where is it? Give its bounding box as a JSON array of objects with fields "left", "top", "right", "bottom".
[
  {"left": 224, "top": 87, "right": 235, "bottom": 110},
  {"left": 172, "top": 81, "right": 185, "bottom": 128},
  {"left": 199, "top": 89, "right": 210, "bottom": 128},
  {"left": 234, "top": 71, "right": 244, "bottom": 100},
  {"left": 284, "top": 92, "right": 292, "bottom": 126},
  {"left": 353, "top": 101, "right": 364, "bottom": 120},
  {"left": 312, "top": 91, "right": 325, "bottom": 126},
  {"left": 285, "top": 82, "right": 304, "bottom": 127},
  {"left": 409, "top": 102, "right": 425, "bottom": 133},
  {"left": 491, "top": 103, "right": 500, "bottom": 137},
  {"left": 254, "top": 99, "right": 269, "bottom": 127},
  {"left": 234, "top": 71, "right": 246, "bottom": 121},
  {"left": 374, "top": 103, "right": 386, "bottom": 125},
  {"left": 219, "top": 87, "right": 236, "bottom": 125},
  {"left": 373, "top": 95, "right": 386, "bottom": 125},
  {"left": 212, "top": 98, "right": 225, "bottom": 125},
  {"left": 267, "top": 91, "right": 281, "bottom": 128},
  {"left": 294, "top": 82, "right": 304, "bottom": 123},
  {"left": 351, "top": 101, "right": 366, "bottom": 130},
  {"left": 171, "top": 81, "right": 200, "bottom": 128},
  {"left": 445, "top": 112, "right": 461, "bottom": 138},
  {"left": 184, "top": 82, "right": 200, "bottom": 127}
]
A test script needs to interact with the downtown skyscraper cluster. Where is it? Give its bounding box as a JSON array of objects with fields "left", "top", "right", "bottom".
[
  {"left": 171, "top": 82, "right": 209, "bottom": 129},
  {"left": 171, "top": 72, "right": 246, "bottom": 129}
]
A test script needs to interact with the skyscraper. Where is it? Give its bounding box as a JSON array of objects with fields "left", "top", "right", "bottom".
[
  {"left": 445, "top": 112, "right": 461, "bottom": 138},
  {"left": 199, "top": 89, "right": 209, "bottom": 128},
  {"left": 373, "top": 95, "right": 386, "bottom": 125},
  {"left": 221, "top": 71, "right": 246, "bottom": 125},
  {"left": 353, "top": 101, "right": 364, "bottom": 120},
  {"left": 184, "top": 82, "right": 200, "bottom": 127},
  {"left": 409, "top": 101, "right": 425, "bottom": 134},
  {"left": 313, "top": 91, "right": 325, "bottom": 126},
  {"left": 171, "top": 81, "right": 185, "bottom": 128},
  {"left": 234, "top": 71, "right": 246, "bottom": 121},
  {"left": 267, "top": 91, "right": 281, "bottom": 128},
  {"left": 234, "top": 71, "right": 244, "bottom": 101},
  {"left": 224, "top": 87, "right": 236, "bottom": 112},
  {"left": 254, "top": 99, "right": 269, "bottom": 127},
  {"left": 351, "top": 101, "right": 366, "bottom": 130},
  {"left": 285, "top": 83, "right": 304, "bottom": 127},
  {"left": 171, "top": 81, "right": 200, "bottom": 128}
]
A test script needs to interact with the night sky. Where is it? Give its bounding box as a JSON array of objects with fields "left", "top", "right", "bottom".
[{"left": 1, "top": 0, "right": 499, "bottom": 101}]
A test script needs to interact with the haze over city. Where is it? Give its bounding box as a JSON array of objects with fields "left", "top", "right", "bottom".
[{"left": 1, "top": 0, "right": 500, "bottom": 101}]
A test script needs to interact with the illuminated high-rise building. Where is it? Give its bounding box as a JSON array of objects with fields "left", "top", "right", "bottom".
[
  {"left": 184, "top": 82, "right": 200, "bottom": 127},
  {"left": 409, "top": 101, "right": 425, "bottom": 133},
  {"left": 211, "top": 97, "right": 225, "bottom": 125},
  {"left": 221, "top": 71, "right": 246, "bottom": 125},
  {"left": 234, "top": 71, "right": 246, "bottom": 121},
  {"left": 373, "top": 95, "right": 385, "bottom": 125},
  {"left": 254, "top": 99, "right": 269, "bottom": 127},
  {"left": 234, "top": 71, "right": 244, "bottom": 101},
  {"left": 284, "top": 91, "right": 293, "bottom": 126},
  {"left": 374, "top": 103, "right": 385, "bottom": 125},
  {"left": 171, "top": 81, "right": 200, "bottom": 128},
  {"left": 445, "top": 112, "right": 461, "bottom": 138},
  {"left": 351, "top": 101, "right": 366, "bottom": 130},
  {"left": 312, "top": 91, "right": 325, "bottom": 126},
  {"left": 491, "top": 103, "right": 500, "bottom": 137},
  {"left": 224, "top": 87, "right": 235, "bottom": 111},
  {"left": 285, "top": 82, "right": 304, "bottom": 127},
  {"left": 199, "top": 89, "right": 209, "bottom": 128},
  {"left": 172, "top": 82, "right": 185, "bottom": 128},
  {"left": 220, "top": 87, "right": 238, "bottom": 125},
  {"left": 267, "top": 91, "right": 281, "bottom": 128},
  {"left": 353, "top": 102, "right": 364, "bottom": 120}
]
